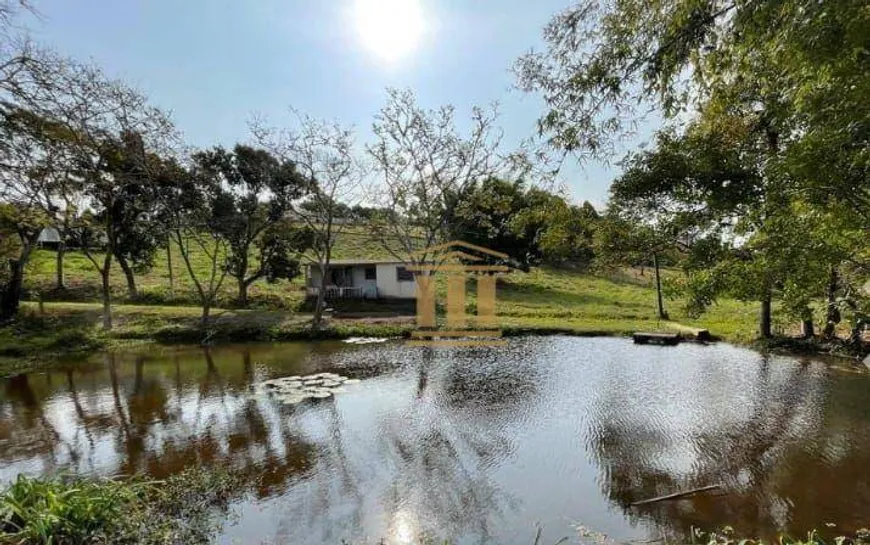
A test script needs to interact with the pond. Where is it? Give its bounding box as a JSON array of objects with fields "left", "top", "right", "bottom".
[{"left": 1, "top": 337, "right": 869, "bottom": 544}]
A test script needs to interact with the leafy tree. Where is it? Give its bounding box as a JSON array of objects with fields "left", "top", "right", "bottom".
[
  {"left": 0, "top": 202, "right": 47, "bottom": 320},
  {"left": 189, "top": 144, "right": 310, "bottom": 306},
  {"left": 3, "top": 51, "right": 177, "bottom": 329},
  {"left": 519, "top": 0, "right": 870, "bottom": 340},
  {"left": 605, "top": 123, "right": 780, "bottom": 333},
  {"left": 448, "top": 178, "right": 539, "bottom": 268},
  {"left": 510, "top": 189, "right": 599, "bottom": 267},
  {"left": 162, "top": 161, "right": 229, "bottom": 326},
  {"left": 594, "top": 211, "right": 677, "bottom": 320},
  {"left": 0, "top": 104, "right": 72, "bottom": 314}
]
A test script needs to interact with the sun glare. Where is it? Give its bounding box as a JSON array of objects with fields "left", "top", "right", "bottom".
[{"left": 353, "top": 0, "right": 425, "bottom": 64}]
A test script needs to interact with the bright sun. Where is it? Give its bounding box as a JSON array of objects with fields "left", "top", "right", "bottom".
[{"left": 353, "top": 0, "right": 425, "bottom": 64}]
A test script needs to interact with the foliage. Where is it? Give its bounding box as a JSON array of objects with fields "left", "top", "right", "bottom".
[
  {"left": 0, "top": 467, "right": 242, "bottom": 544},
  {"left": 521, "top": 195, "right": 598, "bottom": 267},
  {"left": 521, "top": 0, "right": 870, "bottom": 341},
  {"left": 189, "top": 144, "right": 311, "bottom": 306},
  {"left": 450, "top": 178, "right": 599, "bottom": 268}
]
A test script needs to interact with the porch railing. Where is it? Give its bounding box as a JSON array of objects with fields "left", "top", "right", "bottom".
[{"left": 306, "top": 286, "right": 366, "bottom": 299}]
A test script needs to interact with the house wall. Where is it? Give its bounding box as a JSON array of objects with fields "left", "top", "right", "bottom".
[
  {"left": 350, "top": 267, "right": 378, "bottom": 298},
  {"left": 308, "top": 266, "right": 324, "bottom": 287},
  {"left": 376, "top": 263, "right": 416, "bottom": 299},
  {"left": 307, "top": 264, "right": 408, "bottom": 299}
]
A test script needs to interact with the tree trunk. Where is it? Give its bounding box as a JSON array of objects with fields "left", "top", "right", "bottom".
[
  {"left": 166, "top": 237, "right": 174, "bottom": 299},
  {"left": 312, "top": 263, "right": 328, "bottom": 329},
  {"left": 100, "top": 268, "right": 112, "bottom": 330},
  {"left": 117, "top": 255, "right": 138, "bottom": 299},
  {"left": 760, "top": 286, "right": 773, "bottom": 339},
  {"left": 822, "top": 267, "right": 840, "bottom": 340},
  {"left": 55, "top": 241, "right": 66, "bottom": 290},
  {"left": 0, "top": 258, "right": 25, "bottom": 322},
  {"left": 800, "top": 319, "right": 814, "bottom": 339},
  {"left": 201, "top": 302, "right": 211, "bottom": 327},
  {"left": 237, "top": 277, "right": 248, "bottom": 307},
  {"left": 653, "top": 252, "right": 667, "bottom": 320},
  {"left": 849, "top": 318, "right": 866, "bottom": 346}
]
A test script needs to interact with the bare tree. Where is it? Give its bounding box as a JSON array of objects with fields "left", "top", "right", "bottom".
[
  {"left": 251, "top": 111, "right": 364, "bottom": 329},
  {"left": 366, "top": 88, "right": 515, "bottom": 265}
]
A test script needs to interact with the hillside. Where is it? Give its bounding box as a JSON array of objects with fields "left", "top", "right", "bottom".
[{"left": 19, "top": 229, "right": 761, "bottom": 344}]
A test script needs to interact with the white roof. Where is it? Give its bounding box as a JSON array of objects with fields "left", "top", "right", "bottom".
[
  {"left": 313, "top": 259, "right": 404, "bottom": 266},
  {"left": 38, "top": 228, "right": 61, "bottom": 242}
]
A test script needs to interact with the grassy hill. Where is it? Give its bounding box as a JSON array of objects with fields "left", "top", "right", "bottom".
[
  {"left": 1, "top": 229, "right": 764, "bottom": 374},
  {"left": 22, "top": 230, "right": 759, "bottom": 332}
]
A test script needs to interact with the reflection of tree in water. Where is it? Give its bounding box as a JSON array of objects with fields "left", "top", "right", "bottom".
[
  {"left": 585, "top": 356, "right": 870, "bottom": 540},
  {"left": 0, "top": 374, "right": 68, "bottom": 471},
  {"left": 0, "top": 348, "right": 315, "bottom": 498},
  {"left": 276, "top": 345, "right": 539, "bottom": 544}
]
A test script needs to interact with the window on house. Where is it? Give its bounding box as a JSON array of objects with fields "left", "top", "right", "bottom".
[
  {"left": 396, "top": 266, "right": 414, "bottom": 282},
  {"left": 364, "top": 266, "right": 376, "bottom": 280}
]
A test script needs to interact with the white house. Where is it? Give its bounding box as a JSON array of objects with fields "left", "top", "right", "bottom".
[
  {"left": 305, "top": 259, "right": 417, "bottom": 299},
  {"left": 37, "top": 228, "right": 61, "bottom": 248}
]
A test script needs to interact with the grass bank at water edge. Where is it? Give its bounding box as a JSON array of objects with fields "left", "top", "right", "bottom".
[{"left": 0, "top": 468, "right": 241, "bottom": 544}]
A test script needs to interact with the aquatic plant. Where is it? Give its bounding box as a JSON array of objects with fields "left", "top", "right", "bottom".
[{"left": 257, "top": 372, "right": 362, "bottom": 404}]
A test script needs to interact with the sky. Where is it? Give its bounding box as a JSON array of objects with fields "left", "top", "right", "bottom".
[{"left": 22, "top": 0, "right": 655, "bottom": 209}]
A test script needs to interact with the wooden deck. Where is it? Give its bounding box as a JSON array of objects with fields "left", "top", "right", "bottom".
[{"left": 632, "top": 332, "right": 681, "bottom": 345}]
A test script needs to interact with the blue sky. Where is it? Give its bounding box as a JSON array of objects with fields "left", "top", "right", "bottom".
[{"left": 24, "top": 0, "right": 654, "bottom": 208}]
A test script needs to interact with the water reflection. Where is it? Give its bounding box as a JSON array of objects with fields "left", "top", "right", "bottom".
[
  {"left": 583, "top": 347, "right": 870, "bottom": 541},
  {"left": 0, "top": 345, "right": 319, "bottom": 495},
  {"left": 1, "top": 338, "right": 870, "bottom": 544}
]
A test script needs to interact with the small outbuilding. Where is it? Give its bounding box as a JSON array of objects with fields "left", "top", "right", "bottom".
[
  {"left": 305, "top": 259, "right": 417, "bottom": 300},
  {"left": 37, "top": 228, "right": 62, "bottom": 249}
]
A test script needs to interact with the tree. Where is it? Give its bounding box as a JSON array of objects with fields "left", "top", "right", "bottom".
[
  {"left": 605, "top": 123, "right": 781, "bottom": 333},
  {"left": 0, "top": 104, "right": 73, "bottom": 319},
  {"left": 3, "top": 51, "right": 176, "bottom": 329},
  {"left": 367, "top": 88, "right": 516, "bottom": 264},
  {"left": 189, "top": 144, "right": 310, "bottom": 307},
  {"left": 518, "top": 0, "right": 870, "bottom": 340},
  {"left": 162, "top": 161, "right": 228, "bottom": 327},
  {"left": 594, "top": 212, "right": 675, "bottom": 320},
  {"left": 448, "top": 178, "right": 538, "bottom": 268},
  {"left": 0, "top": 202, "right": 46, "bottom": 320},
  {"left": 252, "top": 112, "right": 363, "bottom": 328},
  {"left": 518, "top": 194, "right": 598, "bottom": 267}
]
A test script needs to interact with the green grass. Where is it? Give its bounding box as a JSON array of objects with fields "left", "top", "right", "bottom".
[
  {"left": 2, "top": 229, "right": 772, "bottom": 376},
  {"left": 0, "top": 468, "right": 241, "bottom": 544},
  {"left": 24, "top": 227, "right": 399, "bottom": 310},
  {"left": 25, "top": 234, "right": 761, "bottom": 338}
]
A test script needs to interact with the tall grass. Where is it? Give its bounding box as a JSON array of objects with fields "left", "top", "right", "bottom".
[{"left": 0, "top": 468, "right": 241, "bottom": 544}]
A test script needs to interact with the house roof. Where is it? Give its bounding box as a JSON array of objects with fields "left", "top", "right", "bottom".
[
  {"left": 38, "top": 228, "right": 61, "bottom": 242},
  {"left": 313, "top": 259, "right": 405, "bottom": 266}
]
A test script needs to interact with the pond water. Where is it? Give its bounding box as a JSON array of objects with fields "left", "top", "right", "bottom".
[{"left": 1, "top": 337, "right": 869, "bottom": 544}]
